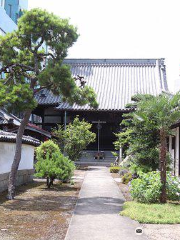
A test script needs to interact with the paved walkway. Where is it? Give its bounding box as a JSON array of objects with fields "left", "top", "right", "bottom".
[{"left": 65, "top": 167, "right": 147, "bottom": 240}]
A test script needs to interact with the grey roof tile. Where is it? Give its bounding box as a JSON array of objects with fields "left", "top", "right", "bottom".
[
  {"left": 0, "top": 131, "right": 40, "bottom": 146},
  {"left": 36, "top": 58, "right": 169, "bottom": 111},
  {"left": 35, "top": 89, "right": 60, "bottom": 106}
]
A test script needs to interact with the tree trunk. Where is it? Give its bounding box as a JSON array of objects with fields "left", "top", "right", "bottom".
[
  {"left": 47, "top": 177, "right": 54, "bottom": 188},
  {"left": 47, "top": 177, "right": 50, "bottom": 187},
  {"left": 7, "top": 110, "right": 32, "bottom": 200},
  {"left": 159, "top": 128, "right": 167, "bottom": 203}
]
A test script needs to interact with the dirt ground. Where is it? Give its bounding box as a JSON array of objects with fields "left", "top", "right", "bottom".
[
  {"left": 0, "top": 169, "right": 86, "bottom": 240},
  {"left": 111, "top": 172, "right": 180, "bottom": 240},
  {"left": 111, "top": 173, "right": 132, "bottom": 201}
]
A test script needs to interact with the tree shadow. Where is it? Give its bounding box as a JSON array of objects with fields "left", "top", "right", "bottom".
[
  {"left": 2, "top": 194, "right": 78, "bottom": 212},
  {"left": 87, "top": 167, "right": 106, "bottom": 171},
  {"left": 1, "top": 195, "right": 124, "bottom": 215},
  {"left": 0, "top": 180, "right": 78, "bottom": 205},
  {"left": 0, "top": 181, "right": 43, "bottom": 204},
  {"left": 74, "top": 197, "right": 124, "bottom": 215}
]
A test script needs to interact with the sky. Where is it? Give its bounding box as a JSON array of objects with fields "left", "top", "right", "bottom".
[{"left": 29, "top": 0, "right": 180, "bottom": 93}]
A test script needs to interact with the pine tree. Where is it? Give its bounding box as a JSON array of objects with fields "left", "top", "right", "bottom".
[{"left": 0, "top": 8, "right": 98, "bottom": 199}]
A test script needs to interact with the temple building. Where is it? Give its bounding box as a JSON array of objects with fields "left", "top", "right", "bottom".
[{"left": 33, "top": 58, "right": 168, "bottom": 154}]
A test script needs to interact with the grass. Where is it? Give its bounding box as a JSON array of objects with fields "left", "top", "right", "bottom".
[{"left": 120, "top": 201, "right": 180, "bottom": 224}]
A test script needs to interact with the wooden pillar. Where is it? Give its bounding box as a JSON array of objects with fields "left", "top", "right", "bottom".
[
  {"left": 42, "top": 109, "right": 45, "bottom": 129},
  {"left": 175, "top": 127, "right": 179, "bottom": 176},
  {"left": 119, "top": 146, "right": 122, "bottom": 163},
  {"left": 64, "top": 111, "right": 67, "bottom": 130}
]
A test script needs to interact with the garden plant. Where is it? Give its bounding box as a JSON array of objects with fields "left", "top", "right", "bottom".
[
  {"left": 35, "top": 140, "right": 75, "bottom": 188},
  {"left": 52, "top": 117, "right": 96, "bottom": 161},
  {"left": 115, "top": 93, "right": 180, "bottom": 203}
]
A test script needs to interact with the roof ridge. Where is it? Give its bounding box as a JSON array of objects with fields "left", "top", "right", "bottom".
[
  {"left": 65, "top": 58, "right": 165, "bottom": 60},
  {"left": 0, "top": 130, "right": 40, "bottom": 146},
  {"left": 63, "top": 58, "right": 163, "bottom": 66}
]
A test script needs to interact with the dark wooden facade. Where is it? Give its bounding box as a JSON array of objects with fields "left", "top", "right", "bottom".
[{"left": 32, "top": 106, "right": 123, "bottom": 151}]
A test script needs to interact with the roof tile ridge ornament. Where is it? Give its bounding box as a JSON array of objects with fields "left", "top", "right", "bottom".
[
  {"left": 156, "top": 58, "right": 168, "bottom": 92},
  {"left": 160, "top": 58, "right": 168, "bottom": 91}
]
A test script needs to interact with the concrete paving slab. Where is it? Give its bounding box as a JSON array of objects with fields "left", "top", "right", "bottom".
[{"left": 65, "top": 167, "right": 148, "bottom": 240}]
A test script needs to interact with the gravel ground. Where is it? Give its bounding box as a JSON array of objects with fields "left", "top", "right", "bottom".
[
  {"left": 0, "top": 169, "right": 86, "bottom": 240},
  {"left": 142, "top": 224, "right": 180, "bottom": 240},
  {"left": 111, "top": 172, "right": 180, "bottom": 240}
]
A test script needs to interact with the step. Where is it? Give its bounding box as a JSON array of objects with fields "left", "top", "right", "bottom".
[{"left": 75, "top": 161, "right": 113, "bottom": 167}]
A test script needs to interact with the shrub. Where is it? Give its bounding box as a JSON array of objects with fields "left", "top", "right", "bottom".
[
  {"left": 110, "top": 166, "right": 121, "bottom": 173},
  {"left": 36, "top": 140, "right": 60, "bottom": 159},
  {"left": 35, "top": 141, "right": 75, "bottom": 188},
  {"left": 130, "top": 171, "right": 180, "bottom": 203},
  {"left": 52, "top": 117, "right": 96, "bottom": 161},
  {"left": 122, "top": 172, "right": 132, "bottom": 184}
]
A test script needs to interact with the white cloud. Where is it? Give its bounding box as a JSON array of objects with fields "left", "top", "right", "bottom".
[{"left": 28, "top": 0, "right": 180, "bottom": 92}]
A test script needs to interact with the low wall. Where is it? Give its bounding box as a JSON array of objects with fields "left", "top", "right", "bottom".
[
  {"left": 0, "top": 169, "right": 34, "bottom": 193},
  {"left": 0, "top": 142, "right": 35, "bottom": 193}
]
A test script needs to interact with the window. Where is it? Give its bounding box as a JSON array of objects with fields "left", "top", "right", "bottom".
[
  {"left": 8, "top": 4, "right": 12, "bottom": 18},
  {"left": 16, "top": 13, "right": 19, "bottom": 23},
  {"left": 1, "top": 0, "right": 4, "bottom": 7}
]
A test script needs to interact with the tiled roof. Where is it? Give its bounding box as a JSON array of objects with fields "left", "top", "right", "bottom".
[
  {"left": 0, "top": 131, "right": 40, "bottom": 146},
  {"left": 34, "top": 89, "right": 61, "bottom": 106},
  {"left": 0, "top": 109, "right": 20, "bottom": 126},
  {"left": 0, "top": 109, "right": 51, "bottom": 138},
  {"left": 36, "top": 58, "right": 169, "bottom": 111},
  {"left": 27, "top": 123, "right": 51, "bottom": 138}
]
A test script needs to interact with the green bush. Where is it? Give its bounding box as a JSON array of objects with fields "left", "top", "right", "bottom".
[
  {"left": 36, "top": 140, "right": 60, "bottom": 159},
  {"left": 110, "top": 166, "right": 121, "bottom": 173},
  {"left": 35, "top": 141, "right": 75, "bottom": 188},
  {"left": 130, "top": 171, "right": 180, "bottom": 203},
  {"left": 122, "top": 172, "right": 132, "bottom": 184},
  {"left": 52, "top": 117, "right": 96, "bottom": 161}
]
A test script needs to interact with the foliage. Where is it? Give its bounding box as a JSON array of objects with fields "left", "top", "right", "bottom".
[
  {"left": 0, "top": 8, "right": 98, "bottom": 199},
  {"left": 35, "top": 141, "right": 75, "bottom": 188},
  {"left": 129, "top": 153, "right": 172, "bottom": 175},
  {"left": 114, "top": 93, "right": 180, "bottom": 203},
  {"left": 120, "top": 201, "right": 180, "bottom": 224},
  {"left": 0, "top": 8, "right": 98, "bottom": 112},
  {"left": 130, "top": 171, "right": 180, "bottom": 203},
  {"left": 36, "top": 140, "right": 60, "bottom": 159},
  {"left": 132, "top": 93, "right": 180, "bottom": 203},
  {"left": 109, "top": 166, "right": 121, "bottom": 173},
  {"left": 114, "top": 94, "right": 160, "bottom": 172},
  {"left": 52, "top": 117, "right": 96, "bottom": 161},
  {"left": 122, "top": 172, "right": 132, "bottom": 184},
  {"left": 114, "top": 93, "right": 180, "bottom": 172}
]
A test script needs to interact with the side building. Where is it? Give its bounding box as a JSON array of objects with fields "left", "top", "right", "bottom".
[{"left": 0, "top": 0, "right": 28, "bottom": 35}]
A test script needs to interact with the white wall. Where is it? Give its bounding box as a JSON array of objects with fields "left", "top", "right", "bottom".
[
  {"left": 175, "top": 127, "right": 180, "bottom": 176},
  {"left": 0, "top": 142, "right": 34, "bottom": 174},
  {"left": 169, "top": 127, "right": 180, "bottom": 176}
]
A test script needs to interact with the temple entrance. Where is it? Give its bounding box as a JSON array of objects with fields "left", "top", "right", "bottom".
[
  {"left": 69, "top": 111, "right": 123, "bottom": 151},
  {"left": 32, "top": 108, "right": 123, "bottom": 151},
  {"left": 88, "top": 121, "right": 119, "bottom": 151}
]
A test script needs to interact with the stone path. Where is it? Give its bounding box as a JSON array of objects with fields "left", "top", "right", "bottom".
[{"left": 65, "top": 167, "right": 147, "bottom": 240}]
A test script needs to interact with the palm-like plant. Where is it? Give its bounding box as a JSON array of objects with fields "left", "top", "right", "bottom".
[{"left": 134, "top": 93, "right": 180, "bottom": 203}]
